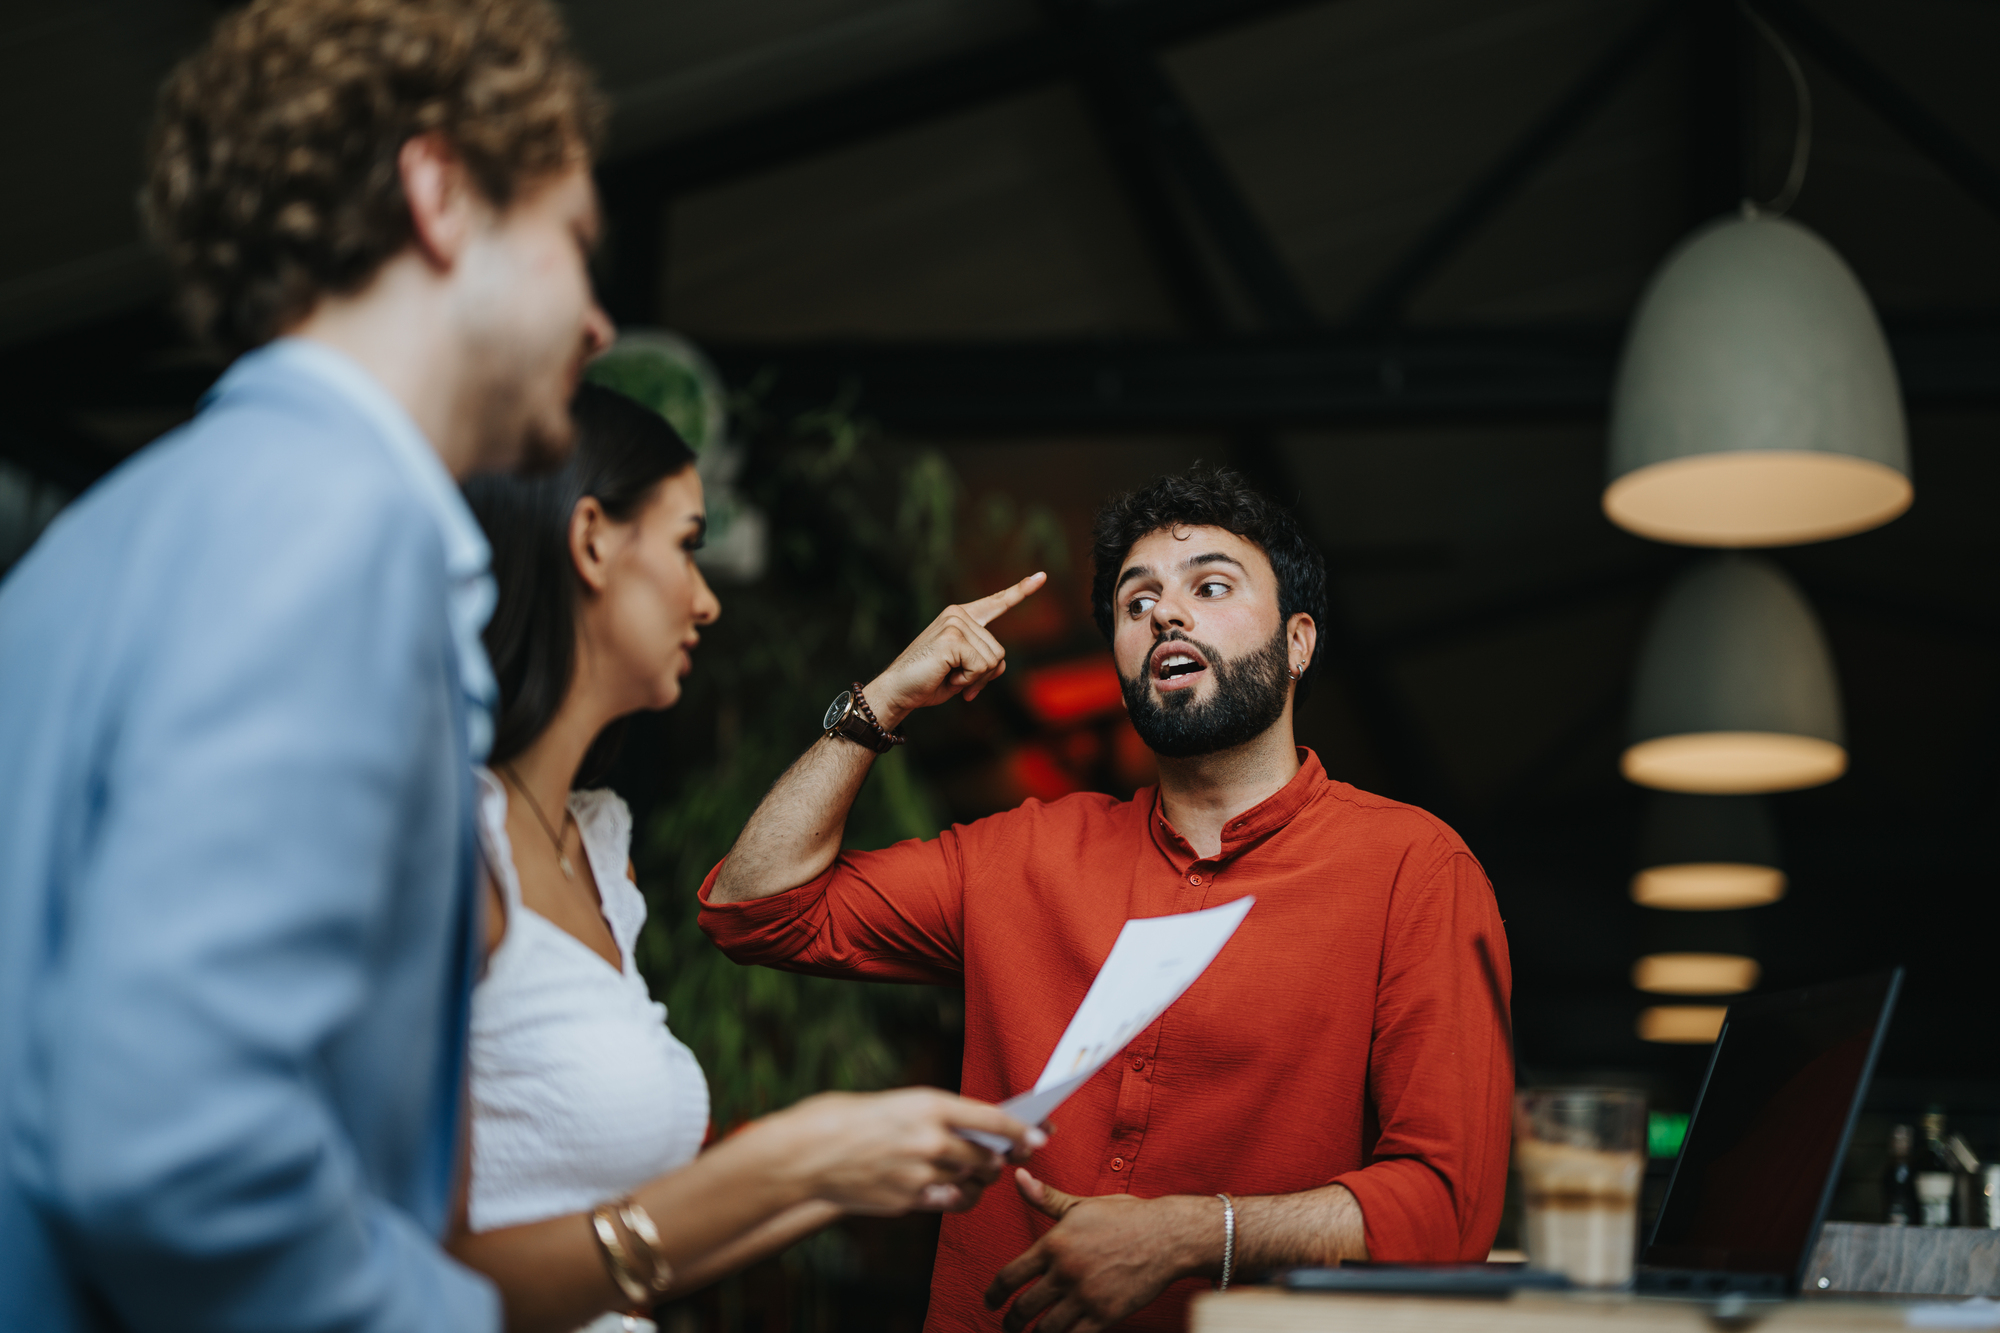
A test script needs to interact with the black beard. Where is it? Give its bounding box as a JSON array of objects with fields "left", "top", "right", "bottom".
[{"left": 1121, "top": 626, "right": 1291, "bottom": 759}]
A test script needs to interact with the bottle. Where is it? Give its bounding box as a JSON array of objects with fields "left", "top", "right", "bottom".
[
  {"left": 1884, "top": 1124, "right": 1918, "bottom": 1225},
  {"left": 1918, "top": 1172, "right": 1955, "bottom": 1227},
  {"left": 1919, "top": 1111, "right": 1958, "bottom": 1226},
  {"left": 1946, "top": 1131, "right": 1981, "bottom": 1227}
]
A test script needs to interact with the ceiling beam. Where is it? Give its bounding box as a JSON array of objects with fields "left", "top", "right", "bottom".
[
  {"left": 1345, "top": 0, "right": 1679, "bottom": 329},
  {"left": 1048, "top": 0, "right": 1317, "bottom": 332},
  {"left": 1107, "top": 46, "right": 1320, "bottom": 332},
  {"left": 1757, "top": 0, "right": 2000, "bottom": 228},
  {"left": 9, "top": 319, "right": 2000, "bottom": 493},
  {"left": 715, "top": 328, "right": 1620, "bottom": 430},
  {"left": 598, "top": 30, "right": 1066, "bottom": 212},
  {"left": 595, "top": 0, "right": 1334, "bottom": 210},
  {"left": 1052, "top": 3, "right": 1230, "bottom": 332},
  {"left": 705, "top": 320, "right": 2000, "bottom": 432},
  {"left": 1074, "top": 0, "right": 1318, "bottom": 331}
]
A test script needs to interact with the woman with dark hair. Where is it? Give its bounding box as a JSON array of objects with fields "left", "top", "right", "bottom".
[{"left": 448, "top": 384, "right": 1036, "bottom": 1333}]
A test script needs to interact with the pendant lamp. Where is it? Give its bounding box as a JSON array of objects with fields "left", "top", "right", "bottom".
[
  {"left": 1605, "top": 211, "right": 1910, "bottom": 547},
  {"left": 1624, "top": 554, "right": 1845, "bottom": 793},
  {"left": 1636, "top": 916, "right": 1748, "bottom": 1041},
  {"left": 1606, "top": 5, "right": 1909, "bottom": 547},
  {"left": 1639, "top": 1006, "right": 1728, "bottom": 1044},
  {"left": 1631, "top": 793, "right": 1785, "bottom": 910},
  {"left": 1634, "top": 956, "right": 1760, "bottom": 995},
  {"left": 1633, "top": 907, "right": 1757, "bottom": 999}
]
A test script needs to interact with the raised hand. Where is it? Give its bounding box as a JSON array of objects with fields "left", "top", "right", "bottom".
[
  {"left": 863, "top": 572, "right": 1047, "bottom": 730},
  {"left": 760, "top": 1088, "right": 1045, "bottom": 1217},
  {"left": 706, "top": 571, "right": 1049, "bottom": 907}
]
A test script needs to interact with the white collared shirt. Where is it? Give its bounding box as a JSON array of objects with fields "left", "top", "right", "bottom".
[{"left": 256, "top": 338, "right": 500, "bottom": 759}]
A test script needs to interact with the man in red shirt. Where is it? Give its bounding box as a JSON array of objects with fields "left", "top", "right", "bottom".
[{"left": 700, "top": 467, "right": 1513, "bottom": 1331}]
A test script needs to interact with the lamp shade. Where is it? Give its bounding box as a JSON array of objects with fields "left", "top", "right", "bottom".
[
  {"left": 1633, "top": 954, "right": 1760, "bottom": 995},
  {"left": 1623, "top": 555, "right": 1845, "bottom": 793},
  {"left": 1606, "top": 214, "right": 1910, "bottom": 547},
  {"left": 1631, "top": 793, "right": 1786, "bottom": 909},
  {"left": 1634, "top": 901, "right": 1757, "bottom": 996},
  {"left": 1639, "top": 1006, "right": 1728, "bottom": 1044}
]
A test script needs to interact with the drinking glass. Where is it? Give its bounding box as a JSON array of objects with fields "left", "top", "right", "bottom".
[{"left": 1514, "top": 1087, "right": 1647, "bottom": 1288}]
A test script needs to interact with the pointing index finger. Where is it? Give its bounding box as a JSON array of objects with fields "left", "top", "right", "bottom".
[{"left": 966, "top": 571, "right": 1048, "bottom": 629}]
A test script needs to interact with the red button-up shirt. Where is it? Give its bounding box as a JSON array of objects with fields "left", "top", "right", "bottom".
[{"left": 698, "top": 750, "right": 1513, "bottom": 1331}]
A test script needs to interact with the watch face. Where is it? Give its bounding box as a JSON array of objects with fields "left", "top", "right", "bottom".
[{"left": 823, "top": 690, "right": 853, "bottom": 731}]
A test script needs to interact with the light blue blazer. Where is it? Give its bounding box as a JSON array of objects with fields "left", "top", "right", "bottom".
[{"left": 0, "top": 343, "right": 501, "bottom": 1330}]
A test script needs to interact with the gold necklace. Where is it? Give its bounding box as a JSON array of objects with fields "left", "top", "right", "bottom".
[{"left": 501, "top": 763, "right": 577, "bottom": 880}]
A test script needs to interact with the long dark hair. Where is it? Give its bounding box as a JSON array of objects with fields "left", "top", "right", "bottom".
[{"left": 465, "top": 382, "right": 699, "bottom": 783}]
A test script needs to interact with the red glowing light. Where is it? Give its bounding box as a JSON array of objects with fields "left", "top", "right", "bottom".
[
  {"left": 1009, "top": 743, "right": 1083, "bottom": 802},
  {"left": 1022, "top": 655, "right": 1124, "bottom": 726}
]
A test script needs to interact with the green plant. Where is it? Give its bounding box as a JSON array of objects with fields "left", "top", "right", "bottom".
[
  {"left": 631, "top": 392, "right": 965, "bottom": 1129},
  {"left": 628, "top": 389, "right": 1070, "bottom": 1329}
]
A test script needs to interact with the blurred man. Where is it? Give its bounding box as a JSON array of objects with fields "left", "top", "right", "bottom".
[
  {"left": 0, "top": 1, "right": 610, "bottom": 1327},
  {"left": 702, "top": 467, "right": 1514, "bottom": 1332}
]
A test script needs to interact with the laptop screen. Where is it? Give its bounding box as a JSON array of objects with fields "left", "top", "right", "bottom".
[{"left": 1642, "top": 970, "right": 1900, "bottom": 1283}]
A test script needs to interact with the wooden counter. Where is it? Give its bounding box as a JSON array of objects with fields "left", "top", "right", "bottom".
[
  {"left": 1811, "top": 1223, "right": 2000, "bottom": 1297},
  {"left": 1191, "top": 1289, "right": 1921, "bottom": 1333}
]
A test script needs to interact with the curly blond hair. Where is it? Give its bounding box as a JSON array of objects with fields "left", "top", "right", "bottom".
[{"left": 143, "top": 0, "right": 606, "bottom": 353}]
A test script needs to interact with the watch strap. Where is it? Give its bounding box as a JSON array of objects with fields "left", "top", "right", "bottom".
[{"left": 829, "top": 681, "right": 905, "bottom": 754}]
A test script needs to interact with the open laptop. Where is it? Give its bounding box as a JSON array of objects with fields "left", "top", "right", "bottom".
[
  {"left": 1633, "top": 967, "right": 1903, "bottom": 1297},
  {"left": 1283, "top": 967, "right": 1902, "bottom": 1299}
]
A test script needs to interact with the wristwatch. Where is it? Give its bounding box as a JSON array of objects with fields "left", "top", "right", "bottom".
[{"left": 823, "top": 682, "right": 906, "bottom": 754}]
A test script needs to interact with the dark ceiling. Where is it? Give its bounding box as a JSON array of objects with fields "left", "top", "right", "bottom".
[{"left": 1, "top": 0, "right": 1997, "bottom": 1108}]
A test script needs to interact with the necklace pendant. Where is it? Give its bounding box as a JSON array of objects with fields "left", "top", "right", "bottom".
[{"left": 559, "top": 854, "right": 575, "bottom": 880}]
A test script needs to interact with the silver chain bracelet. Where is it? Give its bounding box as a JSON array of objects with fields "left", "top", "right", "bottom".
[{"left": 1216, "top": 1193, "right": 1236, "bottom": 1290}]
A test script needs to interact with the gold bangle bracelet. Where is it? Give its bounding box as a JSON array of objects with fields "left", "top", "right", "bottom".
[
  {"left": 590, "top": 1204, "right": 654, "bottom": 1307},
  {"left": 617, "top": 1199, "right": 675, "bottom": 1295}
]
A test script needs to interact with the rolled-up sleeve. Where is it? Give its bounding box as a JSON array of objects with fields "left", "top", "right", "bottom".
[
  {"left": 1333, "top": 850, "right": 1514, "bottom": 1262},
  {"left": 698, "top": 826, "right": 971, "bottom": 986}
]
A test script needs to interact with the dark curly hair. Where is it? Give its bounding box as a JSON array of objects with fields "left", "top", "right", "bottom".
[
  {"left": 143, "top": 0, "right": 605, "bottom": 353},
  {"left": 1090, "top": 465, "right": 1327, "bottom": 693}
]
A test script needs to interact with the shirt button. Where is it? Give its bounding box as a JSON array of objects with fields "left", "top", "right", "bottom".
[
  {"left": 1131, "top": 1055, "right": 1146, "bottom": 1072},
  {"left": 1111, "top": 1156, "right": 1126, "bottom": 1172},
  {"left": 1188, "top": 873, "right": 1202, "bottom": 885}
]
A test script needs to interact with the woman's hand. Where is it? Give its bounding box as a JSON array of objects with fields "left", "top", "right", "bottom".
[{"left": 757, "top": 1088, "right": 1045, "bottom": 1216}]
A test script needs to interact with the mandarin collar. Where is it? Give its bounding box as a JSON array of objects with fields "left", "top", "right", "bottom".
[{"left": 1149, "top": 748, "right": 1327, "bottom": 864}]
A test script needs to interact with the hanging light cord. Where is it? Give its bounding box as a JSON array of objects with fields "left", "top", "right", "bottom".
[{"left": 1739, "top": 2, "right": 1813, "bottom": 217}]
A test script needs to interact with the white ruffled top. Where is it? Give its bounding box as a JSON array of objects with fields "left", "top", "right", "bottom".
[{"left": 467, "top": 767, "right": 710, "bottom": 1234}]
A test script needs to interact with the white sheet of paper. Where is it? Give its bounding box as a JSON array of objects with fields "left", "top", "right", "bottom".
[{"left": 961, "top": 896, "right": 1254, "bottom": 1151}]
